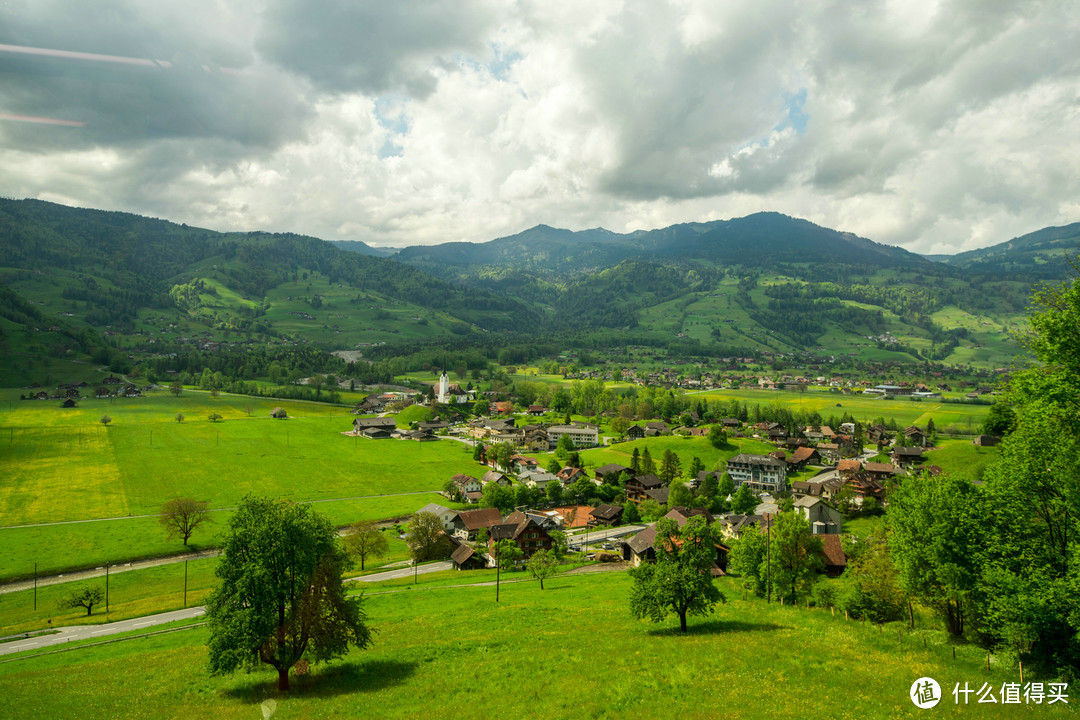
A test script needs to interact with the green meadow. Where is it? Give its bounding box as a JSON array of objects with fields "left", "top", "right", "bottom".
[
  {"left": 692, "top": 388, "right": 992, "bottom": 431},
  {"left": 0, "top": 392, "right": 477, "bottom": 578},
  {"left": 0, "top": 572, "right": 1064, "bottom": 720}
]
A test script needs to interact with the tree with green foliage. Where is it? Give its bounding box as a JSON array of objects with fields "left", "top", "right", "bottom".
[
  {"left": 472, "top": 443, "right": 483, "bottom": 462},
  {"left": 687, "top": 456, "right": 705, "bottom": 481},
  {"left": 175, "top": 413, "right": 184, "bottom": 423},
  {"left": 546, "top": 458, "right": 562, "bottom": 475},
  {"left": 527, "top": 549, "right": 558, "bottom": 589},
  {"left": 669, "top": 480, "right": 693, "bottom": 509},
  {"left": 731, "top": 484, "right": 757, "bottom": 515},
  {"left": 888, "top": 473, "right": 982, "bottom": 636},
  {"left": 555, "top": 433, "right": 575, "bottom": 461},
  {"left": 159, "top": 497, "right": 212, "bottom": 546},
  {"left": 981, "top": 402, "right": 1016, "bottom": 437},
  {"left": 546, "top": 480, "right": 564, "bottom": 506},
  {"left": 100, "top": 414, "right": 112, "bottom": 426},
  {"left": 640, "top": 447, "right": 656, "bottom": 475},
  {"left": 63, "top": 585, "right": 104, "bottom": 616},
  {"left": 708, "top": 425, "right": 727, "bottom": 449},
  {"left": 629, "top": 515, "right": 725, "bottom": 633},
  {"left": 473, "top": 397, "right": 489, "bottom": 416},
  {"left": 630, "top": 447, "right": 641, "bottom": 475},
  {"left": 493, "top": 538, "right": 524, "bottom": 602},
  {"left": 548, "top": 529, "right": 568, "bottom": 558},
  {"left": 208, "top": 412, "right": 222, "bottom": 423},
  {"left": 480, "top": 482, "right": 515, "bottom": 514},
  {"left": 344, "top": 520, "right": 389, "bottom": 571},
  {"left": 475, "top": 526, "right": 490, "bottom": 547},
  {"left": 770, "top": 512, "right": 823, "bottom": 605},
  {"left": 494, "top": 442, "right": 514, "bottom": 472},
  {"left": 622, "top": 500, "right": 641, "bottom": 524},
  {"left": 206, "top": 496, "right": 371, "bottom": 691},
  {"left": 837, "top": 525, "right": 906, "bottom": 624},
  {"left": 639, "top": 499, "right": 664, "bottom": 522},
  {"left": 169, "top": 379, "right": 183, "bottom": 397},
  {"left": 658, "top": 449, "right": 681, "bottom": 483}
]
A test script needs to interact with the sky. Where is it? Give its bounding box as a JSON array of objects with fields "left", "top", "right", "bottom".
[{"left": 1, "top": 0, "right": 1078, "bottom": 255}]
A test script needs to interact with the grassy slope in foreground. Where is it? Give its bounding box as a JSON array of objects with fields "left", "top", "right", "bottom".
[{"left": 0, "top": 573, "right": 1065, "bottom": 720}]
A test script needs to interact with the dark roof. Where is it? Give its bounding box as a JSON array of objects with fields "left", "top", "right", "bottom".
[
  {"left": 590, "top": 504, "right": 623, "bottom": 522},
  {"left": 626, "top": 506, "right": 712, "bottom": 554},
  {"left": 726, "top": 453, "right": 786, "bottom": 468},
  {"left": 643, "top": 487, "right": 670, "bottom": 504},
  {"left": 821, "top": 534, "right": 847, "bottom": 568},
  {"left": 594, "top": 463, "right": 630, "bottom": 476},
  {"left": 490, "top": 523, "right": 519, "bottom": 541},
  {"left": 789, "top": 447, "right": 816, "bottom": 463},
  {"left": 451, "top": 544, "right": 476, "bottom": 565},
  {"left": 451, "top": 473, "right": 479, "bottom": 486},
  {"left": 629, "top": 473, "right": 664, "bottom": 489},
  {"left": 353, "top": 417, "right": 397, "bottom": 428},
  {"left": 892, "top": 447, "right": 925, "bottom": 457}
]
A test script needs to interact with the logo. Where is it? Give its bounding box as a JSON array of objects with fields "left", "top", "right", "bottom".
[{"left": 911, "top": 677, "right": 942, "bottom": 709}]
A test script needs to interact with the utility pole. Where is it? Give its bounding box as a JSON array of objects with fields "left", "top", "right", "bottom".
[
  {"left": 33, "top": 563, "right": 37, "bottom": 610},
  {"left": 766, "top": 514, "right": 771, "bottom": 604},
  {"left": 105, "top": 563, "right": 110, "bottom": 613},
  {"left": 184, "top": 560, "right": 188, "bottom": 608}
]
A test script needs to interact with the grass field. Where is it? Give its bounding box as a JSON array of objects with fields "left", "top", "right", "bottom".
[
  {"left": 0, "top": 572, "right": 1063, "bottom": 719},
  {"left": 925, "top": 438, "right": 1001, "bottom": 481},
  {"left": 691, "top": 388, "right": 992, "bottom": 431},
  {"left": 0, "top": 391, "right": 478, "bottom": 579}
]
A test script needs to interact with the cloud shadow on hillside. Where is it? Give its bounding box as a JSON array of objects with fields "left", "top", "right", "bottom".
[
  {"left": 646, "top": 619, "right": 785, "bottom": 637},
  {"left": 223, "top": 659, "right": 417, "bottom": 701}
]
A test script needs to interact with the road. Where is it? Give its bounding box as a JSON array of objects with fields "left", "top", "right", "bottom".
[
  {"left": 349, "top": 561, "right": 453, "bottom": 583},
  {"left": 566, "top": 524, "right": 646, "bottom": 548},
  {"left": 0, "top": 607, "right": 206, "bottom": 657}
]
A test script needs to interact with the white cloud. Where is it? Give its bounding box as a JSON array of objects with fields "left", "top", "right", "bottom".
[{"left": 1, "top": 0, "right": 1078, "bottom": 252}]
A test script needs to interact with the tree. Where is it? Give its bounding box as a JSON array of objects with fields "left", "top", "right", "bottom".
[
  {"left": 159, "top": 497, "right": 212, "bottom": 546},
  {"left": 731, "top": 484, "right": 757, "bottom": 514},
  {"left": 546, "top": 458, "right": 562, "bottom": 475},
  {"left": 175, "top": 413, "right": 184, "bottom": 423},
  {"left": 473, "top": 397, "right": 489, "bottom": 416},
  {"left": 708, "top": 425, "right": 727, "bottom": 449},
  {"left": 405, "top": 512, "right": 451, "bottom": 582},
  {"left": 545, "top": 480, "right": 564, "bottom": 506},
  {"left": 658, "top": 449, "right": 681, "bottom": 483},
  {"left": 770, "top": 512, "right": 824, "bottom": 605},
  {"left": 480, "top": 482, "right": 515, "bottom": 514},
  {"left": 889, "top": 473, "right": 982, "bottom": 636},
  {"left": 208, "top": 412, "right": 222, "bottom": 422},
  {"left": 63, "top": 585, "right": 104, "bottom": 616},
  {"left": 838, "top": 525, "right": 906, "bottom": 623},
  {"left": 472, "top": 442, "right": 483, "bottom": 462},
  {"left": 622, "top": 500, "right": 641, "bottom": 524},
  {"left": 169, "top": 379, "right": 183, "bottom": 397},
  {"left": 687, "top": 456, "right": 705, "bottom": 480},
  {"left": 669, "top": 480, "right": 693, "bottom": 509},
  {"left": 527, "top": 549, "right": 558, "bottom": 589},
  {"left": 206, "top": 496, "right": 371, "bottom": 691},
  {"left": 475, "top": 527, "right": 490, "bottom": 547},
  {"left": 344, "top": 520, "right": 389, "bottom": 571},
  {"left": 494, "top": 442, "right": 514, "bottom": 472},
  {"left": 981, "top": 402, "right": 1016, "bottom": 437},
  {"left": 555, "top": 434, "right": 576, "bottom": 461},
  {"left": 729, "top": 523, "right": 769, "bottom": 597},
  {"left": 100, "top": 414, "right": 112, "bottom": 426},
  {"left": 640, "top": 447, "right": 656, "bottom": 475},
  {"left": 629, "top": 516, "right": 725, "bottom": 632},
  {"left": 548, "top": 529, "right": 568, "bottom": 558},
  {"left": 630, "top": 447, "right": 641, "bottom": 474},
  {"left": 492, "top": 538, "right": 524, "bottom": 602}
]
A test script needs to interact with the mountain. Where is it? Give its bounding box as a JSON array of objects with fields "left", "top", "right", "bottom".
[
  {"left": 935, "top": 222, "right": 1080, "bottom": 277},
  {"left": 327, "top": 240, "right": 398, "bottom": 258}
]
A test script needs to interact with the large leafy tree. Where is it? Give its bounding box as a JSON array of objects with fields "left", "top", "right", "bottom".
[
  {"left": 979, "top": 266, "right": 1080, "bottom": 672},
  {"left": 769, "top": 512, "right": 823, "bottom": 605},
  {"left": 629, "top": 515, "right": 724, "bottom": 632},
  {"left": 731, "top": 484, "right": 757, "bottom": 515},
  {"left": 206, "top": 496, "right": 371, "bottom": 691},
  {"left": 889, "top": 473, "right": 983, "bottom": 636},
  {"left": 344, "top": 520, "right": 389, "bottom": 571}
]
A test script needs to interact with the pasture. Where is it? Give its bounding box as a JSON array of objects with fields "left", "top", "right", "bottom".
[{"left": 0, "top": 572, "right": 1061, "bottom": 720}]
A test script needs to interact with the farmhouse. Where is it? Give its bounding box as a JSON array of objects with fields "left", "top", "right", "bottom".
[
  {"left": 624, "top": 473, "right": 665, "bottom": 504},
  {"left": 488, "top": 515, "right": 553, "bottom": 561}
]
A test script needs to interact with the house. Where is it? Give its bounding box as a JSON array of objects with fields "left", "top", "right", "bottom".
[
  {"left": 352, "top": 417, "right": 397, "bottom": 437},
  {"left": 973, "top": 435, "right": 1000, "bottom": 447},
  {"left": 725, "top": 454, "right": 787, "bottom": 494},
  {"left": 546, "top": 424, "right": 599, "bottom": 449},
  {"left": 61, "top": 398, "right": 77, "bottom": 408},
  {"left": 625, "top": 473, "right": 665, "bottom": 504},
  {"left": 511, "top": 456, "right": 539, "bottom": 474},
  {"left": 716, "top": 513, "right": 765, "bottom": 541},
  {"left": 816, "top": 443, "right": 842, "bottom": 465},
  {"left": 489, "top": 516, "right": 553, "bottom": 561},
  {"left": 847, "top": 472, "right": 886, "bottom": 501},
  {"left": 557, "top": 466, "right": 585, "bottom": 485},
  {"left": 589, "top": 504, "right": 624, "bottom": 527},
  {"left": 721, "top": 418, "right": 742, "bottom": 428},
  {"left": 793, "top": 496, "right": 843, "bottom": 534},
  {"left": 594, "top": 463, "right": 631, "bottom": 482},
  {"left": 626, "top": 424, "right": 645, "bottom": 440},
  {"left": 836, "top": 459, "right": 862, "bottom": 476},
  {"left": 791, "top": 480, "right": 825, "bottom": 499},
  {"left": 891, "top": 446, "right": 925, "bottom": 468},
  {"left": 270, "top": 407, "right": 288, "bottom": 419},
  {"left": 820, "top": 534, "right": 847, "bottom": 577},
  {"left": 642, "top": 486, "right": 670, "bottom": 505},
  {"left": 526, "top": 404, "right": 547, "bottom": 416},
  {"left": 520, "top": 471, "right": 560, "bottom": 490},
  {"left": 450, "top": 507, "right": 503, "bottom": 541},
  {"left": 415, "top": 503, "right": 458, "bottom": 533},
  {"left": 622, "top": 507, "right": 727, "bottom": 573},
  {"left": 695, "top": 470, "right": 724, "bottom": 491},
  {"left": 450, "top": 473, "right": 482, "bottom": 503},
  {"left": 786, "top": 446, "right": 818, "bottom": 471},
  {"left": 863, "top": 462, "right": 898, "bottom": 483},
  {"left": 480, "top": 470, "right": 512, "bottom": 487},
  {"left": 902, "top": 426, "right": 929, "bottom": 447},
  {"left": 866, "top": 424, "right": 892, "bottom": 446},
  {"left": 645, "top": 421, "right": 670, "bottom": 436},
  {"left": 354, "top": 395, "right": 389, "bottom": 414},
  {"left": 450, "top": 544, "right": 488, "bottom": 570}
]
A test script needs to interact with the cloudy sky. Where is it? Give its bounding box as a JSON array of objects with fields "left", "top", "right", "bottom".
[{"left": 1, "top": 0, "right": 1078, "bottom": 254}]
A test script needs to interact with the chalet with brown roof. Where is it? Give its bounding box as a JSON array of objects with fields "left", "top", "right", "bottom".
[
  {"left": 450, "top": 507, "right": 503, "bottom": 541},
  {"left": 626, "top": 424, "right": 645, "bottom": 440},
  {"left": 786, "top": 446, "right": 818, "bottom": 471},
  {"left": 594, "top": 463, "right": 630, "bottom": 482},
  {"left": 791, "top": 480, "right": 824, "bottom": 499},
  {"left": 352, "top": 416, "right": 397, "bottom": 438},
  {"left": 61, "top": 398, "right": 77, "bottom": 408},
  {"left": 891, "top": 446, "right": 925, "bottom": 467},
  {"left": 847, "top": 472, "right": 885, "bottom": 501},
  {"left": 527, "top": 404, "right": 547, "bottom": 416},
  {"left": 836, "top": 459, "right": 862, "bottom": 476},
  {"left": 624, "top": 473, "right": 665, "bottom": 504},
  {"left": 820, "top": 534, "right": 847, "bottom": 577},
  {"left": 450, "top": 543, "right": 488, "bottom": 570},
  {"left": 589, "top": 504, "right": 624, "bottom": 527},
  {"left": 902, "top": 426, "right": 929, "bottom": 447},
  {"left": 863, "top": 462, "right": 898, "bottom": 483},
  {"left": 480, "top": 470, "right": 512, "bottom": 487},
  {"left": 557, "top": 466, "right": 585, "bottom": 484},
  {"left": 488, "top": 516, "right": 553, "bottom": 561},
  {"left": 622, "top": 507, "right": 727, "bottom": 573},
  {"left": 816, "top": 443, "right": 841, "bottom": 465}
]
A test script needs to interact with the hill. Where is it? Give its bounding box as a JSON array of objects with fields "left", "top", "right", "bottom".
[{"left": 934, "top": 221, "right": 1080, "bottom": 278}]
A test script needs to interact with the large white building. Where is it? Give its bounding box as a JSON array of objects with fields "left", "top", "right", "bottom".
[
  {"left": 546, "top": 424, "right": 599, "bottom": 449},
  {"left": 725, "top": 453, "right": 787, "bottom": 494}
]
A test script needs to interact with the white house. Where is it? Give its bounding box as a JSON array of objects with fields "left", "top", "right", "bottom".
[
  {"left": 546, "top": 424, "right": 599, "bottom": 449},
  {"left": 725, "top": 453, "right": 787, "bottom": 494}
]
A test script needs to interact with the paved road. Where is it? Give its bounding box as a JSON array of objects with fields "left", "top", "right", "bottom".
[
  {"left": 0, "top": 551, "right": 221, "bottom": 596},
  {"left": 566, "top": 524, "right": 646, "bottom": 547},
  {"left": 0, "top": 607, "right": 206, "bottom": 657},
  {"left": 349, "top": 561, "right": 453, "bottom": 583}
]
